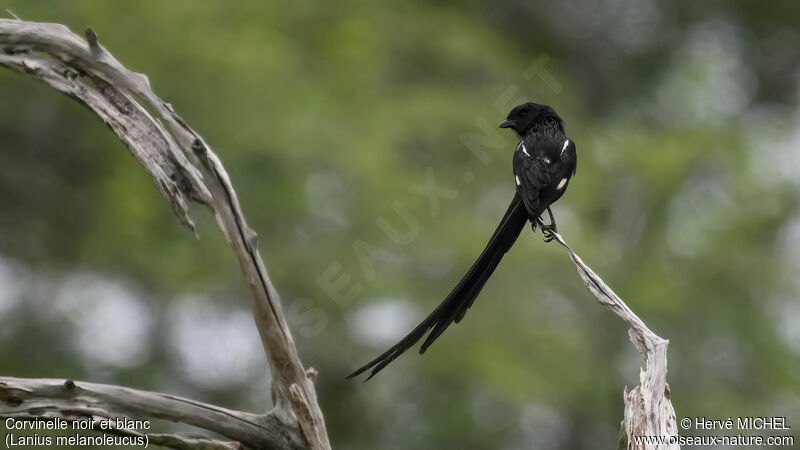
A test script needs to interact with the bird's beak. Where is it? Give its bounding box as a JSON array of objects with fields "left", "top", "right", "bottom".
[{"left": 499, "top": 119, "right": 514, "bottom": 129}]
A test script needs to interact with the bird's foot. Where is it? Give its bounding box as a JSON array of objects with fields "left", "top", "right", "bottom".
[
  {"left": 540, "top": 223, "right": 557, "bottom": 242},
  {"left": 536, "top": 215, "right": 558, "bottom": 242},
  {"left": 541, "top": 207, "right": 559, "bottom": 242}
]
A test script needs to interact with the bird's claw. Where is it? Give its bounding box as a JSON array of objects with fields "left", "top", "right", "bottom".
[
  {"left": 540, "top": 225, "right": 556, "bottom": 242},
  {"left": 536, "top": 215, "right": 557, "bottom": 242}
]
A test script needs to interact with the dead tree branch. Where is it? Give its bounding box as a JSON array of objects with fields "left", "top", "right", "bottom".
[
  {"left": 0, "top": 377, "right": 283, "bottom": 449},
  {"left": 548, "top": 231, "right": 678, "bottom": 450},
  {"left": 0, "top": 18, "right": 330, "bottom": 450}
]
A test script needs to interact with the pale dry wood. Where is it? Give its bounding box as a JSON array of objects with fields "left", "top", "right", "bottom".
[
  {"left": 0, "top": 377, "right": 287, "bottom": 449},
  {"left": 547, "top": 231, "right": 678, "bottom": 450},
  {"left": 0, "top": 18, "right": 329, "bottom": 450}
]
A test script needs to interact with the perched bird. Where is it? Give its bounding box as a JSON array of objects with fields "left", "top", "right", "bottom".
[{"left": 346, "top": 102, "right": 577, "bottom": 381}]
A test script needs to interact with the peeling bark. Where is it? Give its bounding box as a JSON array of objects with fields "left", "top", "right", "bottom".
[
  {"left": 549, "top": 231, "right": 678, "bottom": 449},
  {"left": 0, "top": 18, "right": 330, "bottom": 450}
]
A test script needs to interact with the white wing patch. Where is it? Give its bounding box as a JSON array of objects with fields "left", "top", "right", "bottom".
[
  {"left": 515, "top": 175, "right": 521, "bottom": 186},
  {"left": 522, "top": 144, "right": 531, "bottom": 157},
  {"left": 557, "top": 177, "right": 568, "bottom": 190},
  {"left": 561, "top": 139, "right": 569, "bottom": 155}
]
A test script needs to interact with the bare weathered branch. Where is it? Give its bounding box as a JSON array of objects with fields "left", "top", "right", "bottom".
[
  {"left": 0, "top": 18, "right": 330, "bottom": 449},
  {"left": 548, "top": 231, "right": 678, "bottom": 449},
  {"left": 0, "top": 377, "right": 297, "bottom": 449}
]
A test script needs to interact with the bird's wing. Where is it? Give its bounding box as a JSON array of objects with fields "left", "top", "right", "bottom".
[{"left": 514, "top": 151, "right": 551, "bottom": 218}]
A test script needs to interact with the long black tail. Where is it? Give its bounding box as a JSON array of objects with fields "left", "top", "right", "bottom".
[{"left": 346, "top": 193, "right": 529, "bottom": 381}]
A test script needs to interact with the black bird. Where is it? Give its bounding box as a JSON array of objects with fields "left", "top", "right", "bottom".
[{"left": 347, "top": 102, "right": 577, "bottom": 381}]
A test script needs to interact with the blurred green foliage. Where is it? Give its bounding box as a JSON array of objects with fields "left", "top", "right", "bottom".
[{"left": 1, "top": 1, "right": 799, "bottom": 449}]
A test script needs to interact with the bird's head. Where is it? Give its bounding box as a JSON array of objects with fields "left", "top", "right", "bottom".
[{"left": 499, "top": 102, "right": 563, "bottom": 136}]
